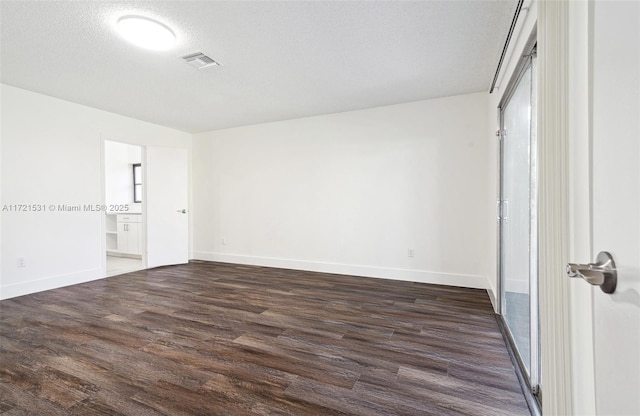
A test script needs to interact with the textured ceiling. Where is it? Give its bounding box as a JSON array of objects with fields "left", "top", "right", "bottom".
[{"left": 0, "top": 1, "right": 517, "bottom": 133}]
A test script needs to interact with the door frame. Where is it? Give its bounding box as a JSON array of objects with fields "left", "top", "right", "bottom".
[{"left": 537, "top": 1, "right": 596, "bottom": 414}]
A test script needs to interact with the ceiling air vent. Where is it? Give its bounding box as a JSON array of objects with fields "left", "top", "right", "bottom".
[{"left": 180, "top": 52, "right": 220, "bottom": 69}]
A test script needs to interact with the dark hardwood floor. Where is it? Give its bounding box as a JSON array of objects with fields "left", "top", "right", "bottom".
[{"left": 0, "top": 261, "right": 530, "bottom": 415}]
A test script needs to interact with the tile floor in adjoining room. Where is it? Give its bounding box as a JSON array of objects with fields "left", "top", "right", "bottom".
[{"left": 106, "top": 255, "right": 144, "bottom": 277}]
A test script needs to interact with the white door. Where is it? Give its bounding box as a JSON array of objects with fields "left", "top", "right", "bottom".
[
  {"left": 145, "top": 146, "right": 189, "bottom": 268},
  {"left": 590, "top": 1, "right": 640, "bottom": 414}
]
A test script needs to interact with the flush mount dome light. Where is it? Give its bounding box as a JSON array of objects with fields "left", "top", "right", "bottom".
[{"left": 117, "top": 15, "right": 176, "bottom": 51}]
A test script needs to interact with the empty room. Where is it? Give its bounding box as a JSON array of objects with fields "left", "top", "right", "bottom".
[{"left": 1, "top": 1, "right": 638, "bottom": 415}]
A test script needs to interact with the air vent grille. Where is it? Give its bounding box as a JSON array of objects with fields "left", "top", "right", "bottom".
[{"left": 180, "top": 52, "right": 221, "bottom": 69}]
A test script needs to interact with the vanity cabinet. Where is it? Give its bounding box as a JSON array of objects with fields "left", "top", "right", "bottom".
[{"left": 116, "top": 214, "right": 142, "bottom": 255}]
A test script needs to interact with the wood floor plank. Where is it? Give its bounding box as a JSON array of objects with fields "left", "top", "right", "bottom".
[{"left": 0, "top": 261, "right": 530, "bottom": 415}]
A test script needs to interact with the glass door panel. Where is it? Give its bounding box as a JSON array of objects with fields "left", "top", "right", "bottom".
[{"left": 500, "top": 62, "right": 533, "bottom": 377}]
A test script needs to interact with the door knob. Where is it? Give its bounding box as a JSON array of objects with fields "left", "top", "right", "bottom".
[
  {"left": 176, "top": 209, "right": 187, "bottom": 214},
  {"left": 566, "top": 251, "right": 617, "bottom": 294}
]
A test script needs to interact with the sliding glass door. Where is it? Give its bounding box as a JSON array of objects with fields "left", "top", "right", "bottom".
[{"left": 498, "top": 52, "right": 539, "bottom": 395}]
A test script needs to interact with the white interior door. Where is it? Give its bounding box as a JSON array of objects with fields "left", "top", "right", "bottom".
[
  {"left": 591, "top": 1, "right": 640, "bottom": 414},
  {"left": 146, "top": 146, "right": 189, "bottom": 268}
]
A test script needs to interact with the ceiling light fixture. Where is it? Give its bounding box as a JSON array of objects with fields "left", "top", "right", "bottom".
[{"left": 117, "top": 15, "right": 176, "bottom": 51}]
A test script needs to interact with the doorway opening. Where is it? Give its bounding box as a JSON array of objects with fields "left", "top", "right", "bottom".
[
  {"left": 104, "top": 140, "right": 146, "bottom": 276},
  {"left": 497, "top": 41, "right": 540, "bottom": 408}
]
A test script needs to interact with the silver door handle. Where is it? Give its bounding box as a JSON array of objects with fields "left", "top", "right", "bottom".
[
  {"left": 566, "top": 251, "right": 617, "bottom": 294},
  {"left": 176, "top": 209, "right": 187, "bottom": 214},
  {"left": 496, "top": 200, "right": 509, "bottom": 222}
]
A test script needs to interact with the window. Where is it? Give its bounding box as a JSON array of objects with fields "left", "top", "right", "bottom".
[{"left": 133, "top": 163, "right": 142, "bottom": 203}]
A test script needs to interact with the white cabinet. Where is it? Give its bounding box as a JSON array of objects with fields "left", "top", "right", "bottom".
[{"left": 113, "top": 214, "right": 142, "bottom": 257}]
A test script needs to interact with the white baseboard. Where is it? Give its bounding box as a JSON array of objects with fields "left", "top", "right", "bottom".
[
  {"left": 0, "top": 268, "right": 105, "bottom": 300},
  {"left": 192, "top": 252, "right": 489, "bottom": 289},
  {"left": 0, "top": 255, "right": 491, "bottom": 300},
  {"left": 487, "top": 287, "right": 498, "bottom": 312}
]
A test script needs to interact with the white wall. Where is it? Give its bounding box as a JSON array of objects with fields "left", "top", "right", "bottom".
[
  {"left": 0, "top": 84, "right": 191, "bottom": 299},
  {"left": 193, "top": 93, "right": 491, "bottom": 288}
]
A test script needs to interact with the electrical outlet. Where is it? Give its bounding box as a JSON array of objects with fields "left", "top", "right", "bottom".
[
  {"left": 221, "top": 238, "right": 227, "bottom": 246},
  {"left": 17, "top": 257, "right": 26, "bottom": 268},
  {"left": 408, "top": 249, "right": 415, "bottom": 258}
]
